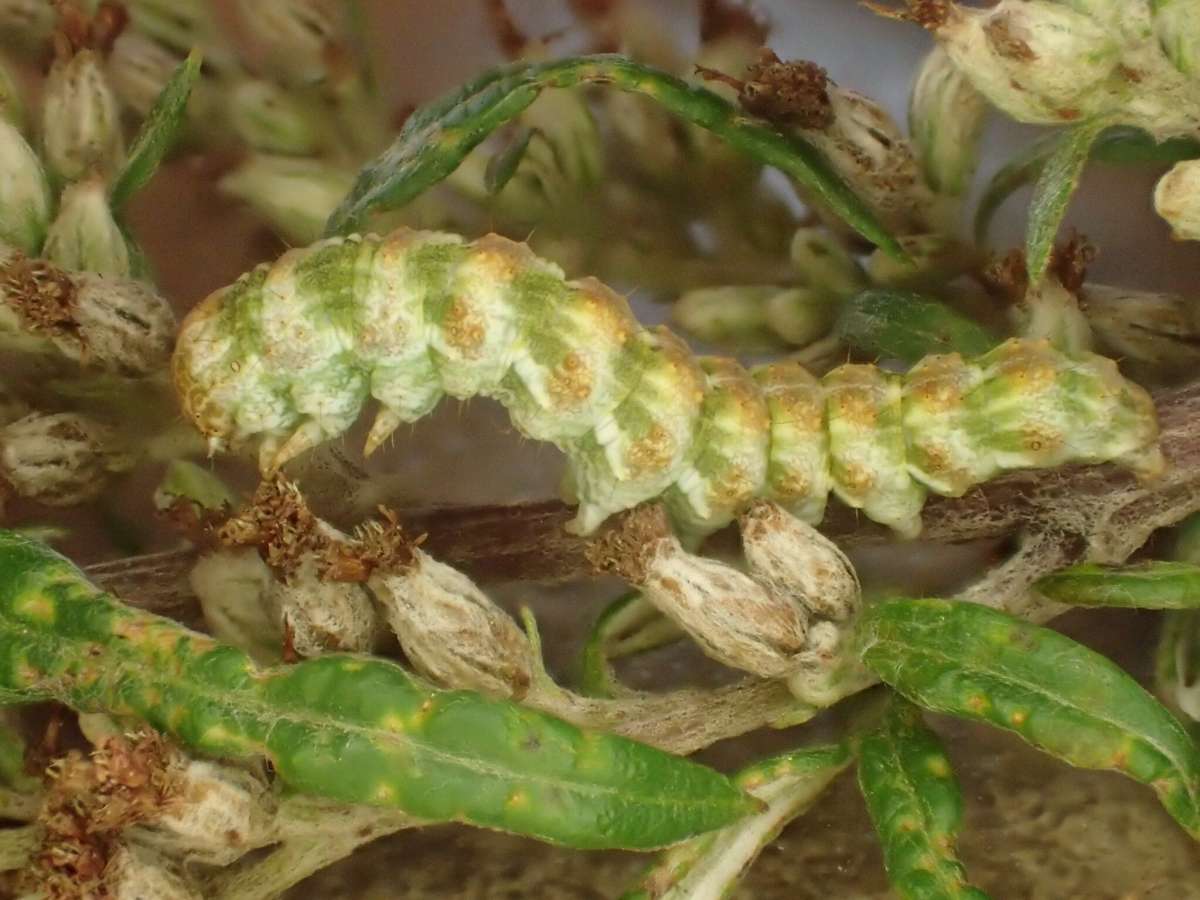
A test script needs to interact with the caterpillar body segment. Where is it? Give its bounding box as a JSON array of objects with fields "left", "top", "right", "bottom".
[{"left": 173, "top": 228, "right": 1162, "bottom": 537}]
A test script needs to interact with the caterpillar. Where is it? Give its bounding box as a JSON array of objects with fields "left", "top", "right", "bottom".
[{"left": 173, "top": 228, "right": 1162, "bottom": 538}]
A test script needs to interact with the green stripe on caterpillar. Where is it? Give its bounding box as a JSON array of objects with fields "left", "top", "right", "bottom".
[{"left": 173, "top": 228, "right": 1162, "bottom": 538}]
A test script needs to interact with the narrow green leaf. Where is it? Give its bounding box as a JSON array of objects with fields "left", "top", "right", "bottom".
[
  {"left": 1025, "top": 119, "right": 1110, "bottom": 283},
  {"left": 857, "top": 698, "right": 990, "bottom": 900},
  {"left": 1036, "top": 561, "right": 1200, "bottom": 609},
  {"left": 325, "top": 54, "right": 902, "bottom": 257},
  {"left": 858, "top": 598, "right": 1200, "bottom": 839},
  {"left": 975, "top": 125, "right": 1200, "bottom": 243},
  {"left": 109, "top": 49, "right": 203, "bottom": 211},
  {"left": 623, "top": 743, "right": 851, "bottom": 900},
  {"left": 835, "top": 289, "right": 999, "bottom": 365},
  {"left": 0, "top": 531, "right": 758, "bottom": 850},
  {"left": 484, "top": 126, "right": 536, "bottom": 196}
]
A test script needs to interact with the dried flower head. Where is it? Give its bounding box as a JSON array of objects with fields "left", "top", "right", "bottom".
[
  {"left": 369, "top": 548, "right": 535, "bottom": 698},
  {"left": 0, "top": 411, "right": 132, "bottom": 506}
]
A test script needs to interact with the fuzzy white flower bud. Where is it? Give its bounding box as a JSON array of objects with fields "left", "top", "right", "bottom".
[
  {"left": 866, "top": 234, "right": 976, "bottom": 290},
  {"left": 189, "top": 550, "right": 283, "bottom": 664},
  {"left": 1013, "top": 276, "right": 1095, "bottom": 354},
  {"left": 266, "top": 557, "right": 379, "bottom": 657},
  {"left": 369, "top": 548, "right": 534, "bottom": 699},
  {"left": 133, "top": 760, "right": 277, "bottom": 866},
  {"left": 739, "top": 500, "right": 861, "bottom": 623},
  {"left": 934, "top": 1, "right": 1124, "bottom": 125},
  {"left": 1081, "top": 283, "right": 1200, "bottom": 374},
  {"left": 219, "top": 155, "right": 354, "bottom": 246},
  {"left": 595, "top": 506, "right": 811, "bottom": 679},
  {"left": 42, "top": 178, "right": 135, "bottom": 277},
  {"left": 228, "top": 79, "right": 325, "bottom": 156},
  {"left": 0, "top": 411, "right": 132, "bottom": 505},
  {"left": 803, "top": 88, "right": 938, "bottom": 235},
  {"left": 1154, "top": 158, "right": 1200, "bottom": 242},
  {"left": 908, "top": 45, "right": 987, "bottom": 197},
  {"left": 41, "top": 47, "right": 125, "bottom": 181},
  {"left": 0, "top": 119, "right": 50, "bottom": 255},
  {"left": 235, "top": 0, "right": 338, "bottom": 86},
  {"left": 789, "top": 228, "right": 866, "bottom": 297}
]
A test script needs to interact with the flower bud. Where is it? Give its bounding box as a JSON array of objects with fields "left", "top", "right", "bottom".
[
  {"left": 42, "top": 178, "right": 137, "bottom": 277},
  {"left": 802, "top": 89, "right": 936, "bottom": 234},
  {"left": 0, "top": 119, "right": 51, "bottom": 255},
  {"left": 1013, "top": 276, "right": 1094, "bottom": 354},
  {"left": 908, "top": 45, "right": 986, "bottom": 197},
  {"left": 1081, "top": 283, "right": 1200, "bottom": 374},
  {"left": 1154, "top": 0, "right": 1200, "bottom": 77},
  {"left": 672, "top": 285, "right": 785, "bottom": 350},
  {"left": 0, "top": 411, "right": 132, "bottom": 505},
  {"left": 935, "top": 1, "right": 1122, "bottom": 125},
  {"left": 133, "top": 760, "right": 277, "bottom": 866},
  {"left": 122, "top": 0, "right": 235, "bottom": 69},
  {"left": 266, "top": 557, "right": 379, "bottom": 657},
  {"left": 594, "top": 505, "right": 811, "bottom": 679},
  {"left": 42, "top": 47, "right": 125, "bottom": 181},
  {"left": 228, "top": 79, "right": 326, "bottom": 156},
  {"left": 106, "top": 844, "right": 202, "bottom": 900},
  {"left": 235, "top": 0, "right": 338, "bottom": 86},
  {"left": 739, "top": 500, "right": 861, "bottom": 622},
  {"left": 369, "top": 548, "right": 534, "bottom": 699},
  {"left": 189, "top": 549, "right": 283, "bottom": 664},
  {"left": 866, "top": 234, "right": 976, "bottom": 290},
  {"left": 1154, "top": 159, "right": 1200, "bottom": 242},
  {"left": 765, "top": 287, "right": 840, "bottom": 348},
  {"left": 789, "top": 228, "right": 866, "bottom": 297},
  {"left": 219, "top": 155, "right": 354, "bottom": 246}
]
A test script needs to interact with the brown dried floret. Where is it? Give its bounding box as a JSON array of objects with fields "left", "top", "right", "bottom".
[
  {"left": 982, "top": 248, "right": 1030, "bottom": 302},
  {"left": 23, "top": 730, "right": 182, "bottom": 900},
  {"left": 700, "top": 50, "right": 833, "bottom": 129},
  {"left": 862, "top": 0, "right": 953, "bottom": 30},
  {"left": 584, "top": 503, "right": 673, "bottom": 582},
  {"left": 1048, "top": 231, "right": 1096, "bottom": 294},
  {"left": 53, "top": 1, "right": 129, "bottom": 58},
  {"left": 1, "top": 253, "right": 83, "bottom": 348},
  {"left": 215, "top": 475, "right": 328, "bottom": 580}
]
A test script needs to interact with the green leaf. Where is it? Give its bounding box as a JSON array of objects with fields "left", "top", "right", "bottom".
[
  {"left": 579, "top": 592, "right": 678, "bottom": 698},
  {"left": 109, "top": 49, "right": 203, "bottom": 211},
  {"left": 975, "top": 125, "right": 1200, "bottom": 243},
  {"left": 0, "top": 530, "right": 758, "bottom": 850},
  {"left": 484, "top": 126, "right": 536, "bottom": 196},
  {"left": 325, "top": 54, "right": 902, "bottom": 257},
  {"left": 1036, "top": 561, "right": 1200, "bottom": 609},
  {"left": 857, "top": 598, "right": 1200, "bottom": 839},
  {"left": 623, "top": 743, "right": 851, "bottom": 900},
  {"left": 835, "top": 289, "right": 999, "bottom": 365},
  {"left": 857, "top": 698, "right": 990, "bottom": 900},
  {"left": 1024, "top": 119, "right": 1110, "bottom": 283}
]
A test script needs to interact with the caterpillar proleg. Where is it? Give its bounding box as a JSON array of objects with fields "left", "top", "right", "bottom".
[{"left": 173, "top": 228, "right": 1162, "bottom": 537}]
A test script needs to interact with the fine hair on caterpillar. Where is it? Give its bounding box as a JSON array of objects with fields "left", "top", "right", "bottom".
[{"left": 173, "top": 227, "right": 1162, "bottom": 537}]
